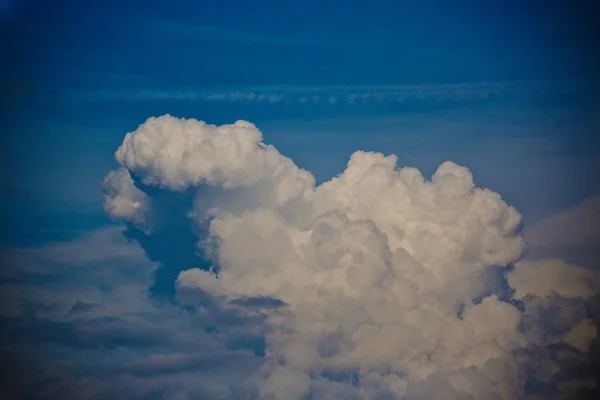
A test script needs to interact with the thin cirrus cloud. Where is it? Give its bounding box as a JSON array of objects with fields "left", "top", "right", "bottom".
[{"left": 78, "top": 79, "right": 590, "bottom": 105}]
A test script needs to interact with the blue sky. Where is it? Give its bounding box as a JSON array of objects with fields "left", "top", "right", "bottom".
[{"left": 1, "top": 0, "right": 600, "bottom": 398}]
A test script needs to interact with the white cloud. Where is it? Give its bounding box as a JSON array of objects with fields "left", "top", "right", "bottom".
[
  {"left": 103, "top": 115, "right": 600, "bottom": 399},
  {"left": 111, "top": 116, "right": 314, "bottom": 198}
]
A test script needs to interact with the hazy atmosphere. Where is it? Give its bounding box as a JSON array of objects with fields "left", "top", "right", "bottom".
[{"left": 1, "top": 1, "right": 600, "bottom": 399}]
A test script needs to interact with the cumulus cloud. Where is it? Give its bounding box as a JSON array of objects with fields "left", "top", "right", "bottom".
[{"left": 102, "top": 115, "right": 600, "bottom": 399}]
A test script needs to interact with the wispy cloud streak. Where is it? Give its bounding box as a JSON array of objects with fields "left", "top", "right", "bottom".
[{"left": 78, "top": 80, "right": 595, "bottom": 105}]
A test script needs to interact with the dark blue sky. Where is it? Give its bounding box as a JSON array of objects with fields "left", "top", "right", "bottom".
[{"left": 3, "top": 0, "right": 599, "bottom": 87}]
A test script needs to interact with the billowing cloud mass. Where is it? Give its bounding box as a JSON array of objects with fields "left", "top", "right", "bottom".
[{"left": 102, "top": 115, "right": 600, "bottom": 399}]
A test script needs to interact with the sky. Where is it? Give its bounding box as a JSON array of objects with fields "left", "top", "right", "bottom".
[{"left": 1, "top": 0, "right": 600, "bottom": 399}]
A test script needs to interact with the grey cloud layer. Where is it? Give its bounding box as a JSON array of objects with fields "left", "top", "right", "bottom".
[{"left": 0, "top": 225, "right": 265, "bottom": 399}]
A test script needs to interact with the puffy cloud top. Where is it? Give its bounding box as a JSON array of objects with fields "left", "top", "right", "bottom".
[{"left": 113, "top": 115, "right": 314, "bottom": 204}]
